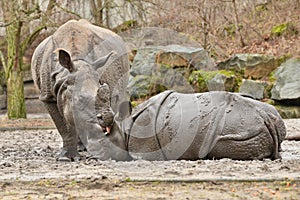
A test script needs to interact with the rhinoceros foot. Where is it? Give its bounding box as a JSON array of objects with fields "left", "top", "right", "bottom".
[
  {"left": 77, "top": 140, "right": 87, "bottom": 152},
  {"left": 57, "top": 148, "right": 82, "bottom": 162}
]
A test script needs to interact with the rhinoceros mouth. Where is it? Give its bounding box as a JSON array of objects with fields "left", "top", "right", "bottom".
[
  {"left": 100, "top": 125, "right": 112, "bottom": 136},
  {"left": 97, "top": 114, "right": 114, "bottom": 135}
]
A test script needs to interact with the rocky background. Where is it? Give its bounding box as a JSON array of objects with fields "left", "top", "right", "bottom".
[
  {"left": 124, "top": 28, "right": 300, "bottom": 119},
  {"left": 0, "top": 30, "right": 299, "bottom": 119},
  {"left": 126, "top": 45, "right": 300, "bottom": 119}
]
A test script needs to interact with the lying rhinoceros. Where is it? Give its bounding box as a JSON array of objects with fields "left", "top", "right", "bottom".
[
  {"left": 31, "top": 19, "right": 129, "bottom": 161},
  {"left": 90, "top": 90, "right": 286, "bottom": 161}
]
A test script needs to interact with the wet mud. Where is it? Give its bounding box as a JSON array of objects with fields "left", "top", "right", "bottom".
[{"left": 0, "top": 118, "right": 299, "bottom": 199}]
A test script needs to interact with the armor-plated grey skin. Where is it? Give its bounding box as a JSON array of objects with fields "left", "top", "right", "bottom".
[
  {"left": 31, "top": 19, "right": 129, "bottom": 161},
  {"left": 94, "top": 90, "right": 286, "bottom": 161}
]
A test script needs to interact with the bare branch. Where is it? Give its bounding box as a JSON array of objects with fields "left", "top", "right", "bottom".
[
  {"left": 21, "top": 25, "right": 47, "bottom": 56},
  {"left": 55, "top": 2, "right": 82, "bottom": 19},
  {"left": 232, "top": 0, "right": 246, "bottom": 47},
  {"left": 0, "top": 21, "right": 15, "bottom": 27}
]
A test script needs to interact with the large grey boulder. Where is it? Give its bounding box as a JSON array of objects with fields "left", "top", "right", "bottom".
[
  {"left": 130, "top": 45, "right": 215, "bottom": 75},
  {"left": 271, "top": 58, "right": 300, "bottom": 104},
  {"left": 217, "top": 54, "right": 281, "bottom": 80},
  {"left": 155, "top": 45, "right": 215, "bottom": 70},
  {"left": 130, "top": 48, "right": 157, "bottom": 77},
  {"left": 239, "top": 79, "right": 269, "bottom": 100},
  {"left": 127, "top": 75, "right": 152, "bottom": 99},
  {"left": 206, "top": 73, "right": 238, "bottom": 92},
  {"left": 188, "top": 70, "right": 239, "bottom": 93},
  {"left": 128, "top": 45, "right": 215, "bottom": 99}
]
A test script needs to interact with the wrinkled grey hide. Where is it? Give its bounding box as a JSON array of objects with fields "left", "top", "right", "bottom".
[
  {"left": 31, "top": 19, "right": 129, "bottom": 161},
  {"left": 95, "top": 90, "right": 286, "bottom": 161}
]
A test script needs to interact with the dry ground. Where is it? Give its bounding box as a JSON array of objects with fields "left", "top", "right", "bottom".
[{"left": 0, "top": 116, "right": 299, "bottom": 199}]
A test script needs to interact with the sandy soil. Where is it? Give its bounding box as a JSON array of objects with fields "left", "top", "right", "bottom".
[{"left": 0, "top": 117, "right": 299, "bottom": 199}]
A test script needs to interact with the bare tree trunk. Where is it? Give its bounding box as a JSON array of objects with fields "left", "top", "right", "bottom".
[
  {"left": 90, "top": 0, "right": 104, "bottom": 26},
  {"left": 201, "top": 0, "right": 209, "bottom": 50},
  {"left": 105, "top": 0, "right": 111, "bottom": 28},
  {"left": 232, "top": 0, "right": 246, "bottom": 47},
  {"left": 7, "top": 71, "right": 26, "bottom": 118},
  {"left": 2, "top": 2, "right": 26, "bottom": 119}
]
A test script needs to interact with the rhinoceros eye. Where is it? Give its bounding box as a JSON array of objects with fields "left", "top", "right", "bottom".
[{"left": 97, "top": 114, "right": 103, "bottom": 120}]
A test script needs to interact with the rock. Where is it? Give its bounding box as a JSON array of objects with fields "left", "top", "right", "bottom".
[
  {"left": 128, "top": 45, "right": 215, "bottom": 99},
  {"left": 127, "top": 75, "right": 152, "bottom": 99},
  {"left": 130, "top": 45, "right": 215, "bottom": 76},
  {"left": 189, "top": 70, "right": 239, "bottom": 93},
  {"left": 239, "top": 79, "right": 269, "bottom": 100},
  {"left": 23, "top": 70, "right": 33, "bottom": 82},
  {"left": 25, "top": 99, "right": 47, "bottom": 114},
  {"left": 271, "top": 58, "right": 300, "bottom": 104},
  {"left": 217, "top": 54, "right": 282, "bottom": 80},
  {"left": 24, "top": 82, "right": 39, "bottom": 99},
  {"left": 274, "top": 104, "right": 300, "bottom": 119},
  {"left": 128, "top": 67, "right": 194, "bottom": 99},
  {"left": 153, "top": 65, "right": 194, "bottom": 93},
  {"left": 0, "top": 93, "right": 6, "bottom": 110},
  {"left": 155, "top": 45, "right": 215, "bottom": 70},
  {"left": 207, "top": 74, "right": 238, "bottom": 92},
  {"left": 130, "top": 48, "right": 157, "bottom": 77},
  {"left": 206, "top": 74, "right": 226, "bottom": 91}
]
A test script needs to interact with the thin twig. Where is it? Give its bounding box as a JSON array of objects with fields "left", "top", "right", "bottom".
[{"left": 0, "top": 21, "right": 15, "bottom": 27}]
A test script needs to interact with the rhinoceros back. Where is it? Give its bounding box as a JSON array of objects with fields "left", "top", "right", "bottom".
[{"left": 31, "top": 19, "right": 129, "bottom": 109}]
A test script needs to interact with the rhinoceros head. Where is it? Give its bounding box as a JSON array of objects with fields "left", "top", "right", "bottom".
[{"left": 54, "top": 49, "right": 115, "bottom": 138}]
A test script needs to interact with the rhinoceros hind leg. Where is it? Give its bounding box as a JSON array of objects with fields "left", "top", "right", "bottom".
[{"left": 206, "top": 131, "right": 274, "bottom": 160}]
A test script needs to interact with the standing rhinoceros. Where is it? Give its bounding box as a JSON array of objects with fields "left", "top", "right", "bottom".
[
  {"left": 91, "top": 90, "right": 286, "bottom": 161},
  {"left": 31, "top": 19, "right": 129, "bottom": 161}
]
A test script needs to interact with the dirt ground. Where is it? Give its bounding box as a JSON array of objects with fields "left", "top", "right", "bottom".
[{"left": 0, "top": 115, "right": 300, "bottom": 199}]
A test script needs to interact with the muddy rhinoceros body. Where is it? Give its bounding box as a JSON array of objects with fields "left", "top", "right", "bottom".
[
  {"left": 94, "top": 91, "right": 286, "bottom": 161},
  {"left": 31, "top": 19, "right": 129, "bottom": 161}
]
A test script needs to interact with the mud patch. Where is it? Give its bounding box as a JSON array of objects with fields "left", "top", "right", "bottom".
[
  {"left": 0, "top": 118, "right": 299, "bottom": 199},
  {"left": 1, "top": 179, "right": 300, "bottom": 199}
]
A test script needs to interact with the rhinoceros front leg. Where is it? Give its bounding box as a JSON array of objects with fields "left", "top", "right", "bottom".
[{"left": 43, "top": 102, "right": 81, "bottom": 161}]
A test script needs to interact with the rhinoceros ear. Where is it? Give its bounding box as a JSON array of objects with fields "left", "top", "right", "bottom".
[
  {"left": 92, "top": 51, "right": 115, "bottom": 70},
  {"left": 58, "top": 49, "right": 74, "bottom": 72}
]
